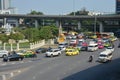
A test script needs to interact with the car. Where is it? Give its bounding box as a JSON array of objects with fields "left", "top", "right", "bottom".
[
  {"left": 102, "top": 38, "right": 110, "bottom": 43},
  {"left": 98, "top": 44, "right": 104, "bottom": 49},
  {"left": 105, "top": 46, "right": 114, "bottom": 52},
  {"left": 88, "top": 43, "right": 98, "bottom": 51},
  {"left": 103, "top": 42, "right": 111, "bottom": 47},
  {"left": 98, "top": 50, "right": 112, "bottom": 63},
  {"left": 58, "top": 42, "right": 68, "bottom": 48},
  {"left": 80, "top": 46, "right": 88, "bottom": 51},
  {"left": 65, "top": 48, "right": 79, "bottom": 56},
  {"left": 97, "top": 41, "right": 103, "bottom": 45},
  {"left": 70, "top": 39, "right": 78, "bottom": 45},
  {"left": 17, "top": 50, "right": 26, "bottom": 55},
  {"left": 45, "top": 49, "right": 61, "bottom": 57},
  {"left": 0, "top": 50, "right": 9, "bottom": 58},
  {"left": 20, "top": 50, "right": 36, "bottom": 58},
  {"left": 58, "top": 46, "right": 66, "bottom": 51},
  {"left": 77, "top": 42, "right": 88, "bottom": 51},
  {"left": 3, "top": 53, "right": 24, "bottom": 62},
  {"left": 35, "top": 48, "right": 47, "bottom": 54}
]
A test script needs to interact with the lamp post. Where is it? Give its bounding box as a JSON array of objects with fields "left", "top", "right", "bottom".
[
  {"left": 73, "top": 0, "right": 75, "bottom": 16},
  {"left": 94, "top": 15, "right": 97, "bottom": 33}
]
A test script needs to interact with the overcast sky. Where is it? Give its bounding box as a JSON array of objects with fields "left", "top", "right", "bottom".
[{"left": 11, "top": 0, "right": 115, "bottom": 15}]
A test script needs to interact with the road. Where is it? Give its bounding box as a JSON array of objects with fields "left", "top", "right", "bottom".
[{"left": 0, "top": 40, "right": 120, "bottom": 80}]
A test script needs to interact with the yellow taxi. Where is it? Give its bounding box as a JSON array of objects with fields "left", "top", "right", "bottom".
[
  {"left": 65, "top": 46, "right": 74, "bottom": 52},
  {"left": 65, "top": 48, "right": 79, "bottom": 56}
]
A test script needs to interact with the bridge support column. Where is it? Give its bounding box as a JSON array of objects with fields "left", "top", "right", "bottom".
[
  {"left": 99, "top": 22, "right": 104, "bottom": 33},
  {"left": 35, "top": 20, "right": 38, "bottom": 28},
  {"left": 15, "top": 19, "right": 19, "bottom": 27},
  {"left": 78, "top": 21, "right": 81, "bottom": 30},
  {"left": 3, "top": 18, "right": 7, "bottom": 25}
]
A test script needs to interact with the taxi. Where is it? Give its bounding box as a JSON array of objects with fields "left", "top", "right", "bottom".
[
  {"left": 65, "top": 46, "right": 74, "bottom": 52},
  {"left": 65, "top": 48, "right": 79, "bottom": 56},
  {"left": 19, "top": 50, "right": 35, "bottom": 58}
]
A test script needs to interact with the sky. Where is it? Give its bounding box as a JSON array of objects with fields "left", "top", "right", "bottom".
[{"left": 11, "top": 0, "right": 115, "bottom": 15}]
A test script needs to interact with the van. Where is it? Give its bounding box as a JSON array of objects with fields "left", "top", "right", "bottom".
[
  {"left": 98, "top": 50, "right": 112, "bottom": 62},
  {"left": 87, "top": 44, "right": 98, "bottom": 51}
]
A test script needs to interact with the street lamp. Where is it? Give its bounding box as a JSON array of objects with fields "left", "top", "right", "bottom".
[
  {"left": 94, "top": 15, "right": 97, "bottom": 33},
  {"left": 73, "top": 0, "right": 75, "bottom": 16}
]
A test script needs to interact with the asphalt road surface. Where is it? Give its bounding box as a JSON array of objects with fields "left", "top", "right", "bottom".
[{"left": 0, "top": 40, "right": 120, "bottom": 80}]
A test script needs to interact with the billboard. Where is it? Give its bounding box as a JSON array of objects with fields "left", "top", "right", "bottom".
[{"left": 116, "top": 0, "right": 120, "bottom": 14}]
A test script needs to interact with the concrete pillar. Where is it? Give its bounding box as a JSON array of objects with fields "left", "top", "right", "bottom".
[
  {"left": 3, "top": 43, "right": 6, "bottom": 50},
  {"left": 15, "top": 19, "right": 19, "bottom": 27},
  {"left": 10, "top": 43, "right": 13, "bottom": 51},
  {"left": 35, "top": 20, "right": 38, "bottom": 28},
  {"left": 99, "top": 22, "right": 104, "bottom": 33},
  {"left": 42, "top": 19, "right": 45, "bottom": 26},
  {"left": 17, "top": 43, "right": 19, "bottom": 51},
  {"left": 3, "top": 18, "right": 7, "bottom": 25},
  {"left": 78, "top": 21, "right": 81, "bottom": 30}
]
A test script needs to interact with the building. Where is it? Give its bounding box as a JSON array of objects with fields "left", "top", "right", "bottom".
[
  {"left": 116, "top": 0, "right": 120, "bottom": 14},
  {"left": 0, "top": 0, "right": 18, "bottom": 27},
  {"left": 0, "top": 0, "right": 17, "bottom": 14},
  {"left": 0, "top": 0, "right": 11, "bottom": 10}
]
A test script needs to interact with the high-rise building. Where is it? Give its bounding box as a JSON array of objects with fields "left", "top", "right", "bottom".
[
  {"left": 116, "top": 0, "right": 120, "bottom": 14},
  {"left": 0, "top": 0, "right": 11, "bottom": 10}
]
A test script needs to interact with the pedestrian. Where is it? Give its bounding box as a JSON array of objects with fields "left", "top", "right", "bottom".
[{"left": 88, "top": 55, "right": 93, "bottom": 62}]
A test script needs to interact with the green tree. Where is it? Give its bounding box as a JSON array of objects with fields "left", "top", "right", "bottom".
[
  {"left": 68, "top": 7, "right": 89, "bottom": 16},
  {"left": 0, "top": 34, "right": 9, "bottom": 50},
  {"left": 50, "top": 25, "right": 59, "bottom": 37},
  {"left": 39, "top": 26, "right": 53, "bottom": 40},
  {"left": 29, "top": 10, "right": 43, "bottom": 15},
  {"left": 22, "top": 28, "right": 40, "bottom": 42},
  {"left": 10, "top": 32, "right": 25, "bottom": 50}
]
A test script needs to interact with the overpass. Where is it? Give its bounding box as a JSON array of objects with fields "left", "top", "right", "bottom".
[
  {"left": 0, "top": 14, "right": 120, "bottom": 20},
  {"left": 0, "top": 14, "right": 120, "bottom": 32}
]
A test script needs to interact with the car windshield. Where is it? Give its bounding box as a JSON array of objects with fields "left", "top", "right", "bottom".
[
  {"left": 88, "top": 46, "right": 94, "bottom": 47},
  {"left": 100, "top": 54, "right": 107, "bottom": 57},
  {"left": 106, "top": 47, "right": 113, "bottom": 49},
  {"left": 68, "top": 50, "right": 73, "bottom": 52}
]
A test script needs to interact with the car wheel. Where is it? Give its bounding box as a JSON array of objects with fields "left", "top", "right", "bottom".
[
  {"left": 58, "top": 53, "right": 61, "bottom": 56},
  {"left": 2, "top": 54, "right": 7, "bottom": 58},
  {"left": 51, "top": 54, "right": 53, "bottom": 57}
]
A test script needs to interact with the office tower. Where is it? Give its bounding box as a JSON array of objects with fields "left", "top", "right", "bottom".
[
  {"left": 0, "top": 0, "right": 11, "bottom": 10},
  {"left": 116, "top": 0, "right": 120, "bottom": 14}
]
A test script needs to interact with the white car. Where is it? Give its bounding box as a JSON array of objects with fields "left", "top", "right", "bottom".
[
  {"left": 105, "top": 46, "right": 114, "bottom": 52},
  {"left": 98, "top": 50, "right": 112, "bottom": 62},
  {"left": 0, "top": 50, "right": 9, "bottom": 58},
  {"left": 88, "top": 44, "right": 98, "bottom": 51},
  {"left": 45, "top": 49, "right": 61, "bottom": 57}
]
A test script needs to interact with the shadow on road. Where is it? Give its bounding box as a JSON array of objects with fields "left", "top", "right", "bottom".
[{"left": 63, "top": 58, "right": 120, "bottom": 80}]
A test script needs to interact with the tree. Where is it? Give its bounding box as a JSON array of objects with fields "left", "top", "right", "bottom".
[
  {"left": 22, "top": 28, "right": 40, "bottom": 42},
  {"left": 0, "top": 34, "right": 9, "bottom": 50},
  {"left": 50, "top": 25, "right": 59, "bottom": 38},
  {"left": 39, "top": 26, "right": 53, "bottom": 40},
  {"left": 10, "top": 32, "right": 25, "bottom": 50},
  {"left": 68, "top": 7, "right": 89, "bottom": 16},
  {"left": 29, "top": 10, "right": 43, "bottom": 15}
]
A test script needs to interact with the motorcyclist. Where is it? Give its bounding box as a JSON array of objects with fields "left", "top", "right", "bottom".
[{"left": 88, "top": 55, "right": 93, "bottom": 62}]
